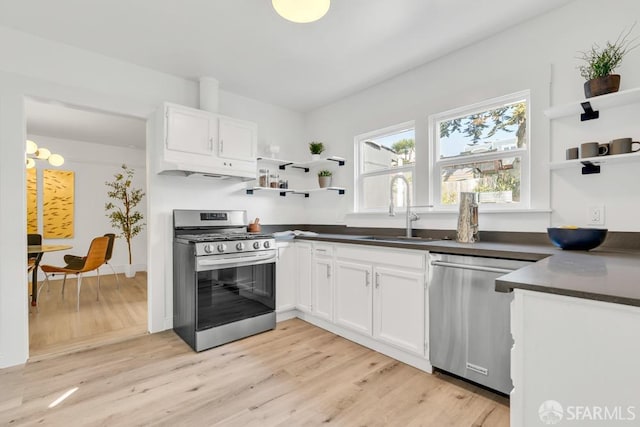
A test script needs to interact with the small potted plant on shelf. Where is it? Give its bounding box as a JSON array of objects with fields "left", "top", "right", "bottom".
[
  {"left": 318, "top": 169, "right": 333, "bottom": 188},
  {"left": 309, "top": 141, "right": 325, "bottom": 160},
  {"left": 105, "top": 164, "right": 145, "bottom": 278},
  {"left": 578, "top": 24, "right": 639, "bottom": 98}
]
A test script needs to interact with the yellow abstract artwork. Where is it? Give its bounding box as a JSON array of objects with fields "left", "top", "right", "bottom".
[
  {"left": 43, "top": 169, "right": 74, "bottom": 238},
  {"left": 26, "top": 168, "right": 38, "bottom": 233}
]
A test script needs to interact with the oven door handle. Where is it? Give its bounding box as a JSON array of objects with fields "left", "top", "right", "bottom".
[{"left": 197, "top": 251, "right": 277, "bottom": 269}]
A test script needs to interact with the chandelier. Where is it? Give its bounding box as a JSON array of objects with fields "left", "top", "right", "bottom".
[
  {"left": 272, "top": 0, "right": 330, "bottom": 23},
  {"left": 25, "top": 139, "right": 64, "bottom": 168}
]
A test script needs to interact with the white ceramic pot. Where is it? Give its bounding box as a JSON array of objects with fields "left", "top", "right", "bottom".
[
  {"left": 318, "top": 176, "right": 332, "bottom": 188},
  {"left": 311, "top": 154, "right": 321, "bottom": 161},
  {"left": 123, "top": 264, "right": 136, "bottom": 278}
]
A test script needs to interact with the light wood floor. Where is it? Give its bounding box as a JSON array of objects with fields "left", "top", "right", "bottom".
[
  {"left": 4, "top": 318, "right": 509, "bottom": 426},
  {"left": 29, "top": 272, "right": 147, "bottom": 359}
]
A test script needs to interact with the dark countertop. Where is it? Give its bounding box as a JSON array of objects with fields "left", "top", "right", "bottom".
[{"left": 292, "top": 233, "right": 640, "bottom": 308}]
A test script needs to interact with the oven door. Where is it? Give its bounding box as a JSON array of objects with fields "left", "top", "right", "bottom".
[{"left": 195, "top": 252, "right": 276, "bottom": 331}]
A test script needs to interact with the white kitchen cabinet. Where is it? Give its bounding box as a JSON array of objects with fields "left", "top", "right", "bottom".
[
  {"left": 511, "top": 289, "right": 640, "bottom": 426},
  {"left": 166, "top": 104, "right": 216, "bottom": 156},
  {"left": 295, "top": 242, "right": 313, "bottom": 313},
  {"left": 373, "top": 267, "right": 425, "bottom": 356},
  {"left": 218, "top": 116, "right": 257, "bottom": 162},
  {"left": 155, "top": 102, "right": 257, "bottom": 180},
  {"left": 276, "top": 243, "right": 296, "bottom": 312},
  {"left": 312, "top": 251, "right": 333, "bottom": 321},
  {"left": 334, "top": 260, "right": 373, "bottom": 335}
]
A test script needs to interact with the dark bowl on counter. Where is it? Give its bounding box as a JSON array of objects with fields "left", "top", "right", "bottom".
[{"left": 547, "top": 227, "right": 608, "bottom": 251}]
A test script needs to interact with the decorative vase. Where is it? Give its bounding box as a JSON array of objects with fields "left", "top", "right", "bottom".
[
  {"left": 311, "top": 154, "right": 321, "bottom": 161},
  {"left": 318, "top": 176, "right": 332, "bottom": 188},
  {"left": 584, "top": 74, "right": 620, "bottom": 98},
  {"left": 456, "top": 192, "right": 479, "bottom": 243},
  {"left": 124, "top": 264, "right": 136, "bottom": 278}
]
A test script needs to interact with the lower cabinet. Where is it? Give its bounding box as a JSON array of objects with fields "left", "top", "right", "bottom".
[
  {"left": 275, "top": 243, "right": 296, "bottom": 312},
  {"left": 312, "top": 255, "right": 333, "bottom": 321},
  {"left": 288, "top": 240, "right": 429, "bottom": 364},
  {"left": 295, "top": 242, "right": 313, "bottom": 312},
  {"left": 373, "top": 267, "right": 425, "bottom": 356},
  {"left": 334, "top": 260, "right": 373, "bottom": 335}
]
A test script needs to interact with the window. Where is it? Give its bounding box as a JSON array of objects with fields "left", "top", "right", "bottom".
[
  {"left": 355, "top": 122, "right": 415, "bottom": 212},
  {"left": 429, "top": 91, "right": 530, "bottom": 209}
]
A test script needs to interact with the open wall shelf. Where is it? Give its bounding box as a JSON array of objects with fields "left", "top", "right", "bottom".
[
  {"left": 544, "top": 87, "right": 640, "bottom": 121},
  {"left": 256, "top": 156, "right": 346, "bottom": 172},
  {"left": 550, "top": 151, "right": 640, "bottom": 174},
  {"left": 245, "top": 186, "right": 346, "bottom": 197}
]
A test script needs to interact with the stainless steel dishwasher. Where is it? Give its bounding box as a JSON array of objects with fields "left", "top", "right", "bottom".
[{"left": 429, "top": 253, "right": 531, "bottom": 394}]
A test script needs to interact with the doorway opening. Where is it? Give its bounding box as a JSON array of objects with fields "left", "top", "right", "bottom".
[{"left": 25, "top": 97, "right": 148, "bottom": 359}]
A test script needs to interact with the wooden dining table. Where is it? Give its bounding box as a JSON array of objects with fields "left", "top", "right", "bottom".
[{"left": 28, "top": 244, "right": 72, "bottom": 306}]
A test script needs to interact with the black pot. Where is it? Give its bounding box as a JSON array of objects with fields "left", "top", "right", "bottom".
[{"left": 584, "top": 74, "right": 620, "bottom": 98}]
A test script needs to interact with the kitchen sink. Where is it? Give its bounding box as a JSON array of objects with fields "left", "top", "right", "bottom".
[{"left": 356, "top": 236, "right": 439, "bottom": 243}]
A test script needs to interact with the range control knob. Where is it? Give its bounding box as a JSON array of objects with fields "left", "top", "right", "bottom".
[
  {"left": 236, "top": 242, "right": 245, "bottom": 251},
  {"left": 204, "top": 244, "right": 214, "bottom": 254},
  {"left": 263, "top": 241, "right": 271, "bottom": 249},
  {"left": 217, "top": 244, "right": 227, "bottom": 253},
  {"left": 253, "top": 241, "right": 261, "bottom": 249}
]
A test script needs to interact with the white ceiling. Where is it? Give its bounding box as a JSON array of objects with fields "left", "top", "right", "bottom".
[
  {"left": 25, "top": 99, "right": 146, "bottom": 149},
  {"left": 1, "top": 0, "right": 574, "bottom": 113},
  {"left": 10, "top": 1, "right": 574, "bottom": 149}
]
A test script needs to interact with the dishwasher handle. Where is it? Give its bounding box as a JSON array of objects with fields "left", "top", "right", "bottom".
[{"left": 430, "top": 260, "right": 516, "bottom": 275}]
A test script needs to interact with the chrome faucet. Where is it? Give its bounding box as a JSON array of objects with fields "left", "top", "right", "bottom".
[{"left": 389, "top": 175, "right": 419, "bottom": 238}]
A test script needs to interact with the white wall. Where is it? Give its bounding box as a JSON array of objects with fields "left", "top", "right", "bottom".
[
  {"left": 0, "top": 26, "right": 305, "bottom": 367},
  {"left": 303, "top": 0, "right": 640, "bottom": 232},
  {"left": 26, "top": 135, "right": 147, "bottom": 276}
]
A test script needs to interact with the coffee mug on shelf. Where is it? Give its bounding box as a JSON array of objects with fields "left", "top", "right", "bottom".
[
  {"left": 609, "top": 137, "right": 640, "bottom": 155},
  {"left": 566, "top": 147, "right": 579, "bottom": 160},
  {"left": 580, "top": 142, "right": 608, "bottom": 158}
]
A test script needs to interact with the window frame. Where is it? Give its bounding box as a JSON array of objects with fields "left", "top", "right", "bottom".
[
  {"left": 428, "top": 90, "right": 531, "bottom": 211},
  {"left": 354, "top": 120, "right": 416, "bottom": 213}
]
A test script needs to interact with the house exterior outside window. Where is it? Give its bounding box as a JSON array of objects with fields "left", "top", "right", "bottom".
[
  {"left": 429, "top": 90, "right": 530, "bottom": 210},
  {"left": 354, "top": 121, "right": 415, "bottom": 212}
]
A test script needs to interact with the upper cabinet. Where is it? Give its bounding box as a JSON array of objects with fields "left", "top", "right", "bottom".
[
  {"left": 155, "top": 103, "right": 257, "bottom": 180},
  {"left": 166, "top": 104, "right": 217, "bottom": 155},
  {"left": 218, "top": 117, "right": 257, "bottom": 162}
]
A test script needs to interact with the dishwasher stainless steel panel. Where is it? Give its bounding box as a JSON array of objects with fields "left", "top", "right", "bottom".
[{"left": 429, "top": 253, "right": 531, "bottom": 394}]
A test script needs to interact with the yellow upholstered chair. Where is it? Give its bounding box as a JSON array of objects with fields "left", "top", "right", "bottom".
[{"left": 41, "top": 236, "right": 109, "bottom": 311}]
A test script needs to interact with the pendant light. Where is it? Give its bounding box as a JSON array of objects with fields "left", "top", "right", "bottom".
[
  {"left": 272, "top": 0, "right": 330, "bottom": 23},
  {"left": 25, "top": 139, "right": 64, "bottom": 168}
]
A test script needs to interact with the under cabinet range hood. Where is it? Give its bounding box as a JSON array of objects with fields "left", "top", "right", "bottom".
[{"left": 154, "top": 77, "right": 258, "bottom": 181}]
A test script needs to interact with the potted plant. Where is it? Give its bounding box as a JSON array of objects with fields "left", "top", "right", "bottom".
[
  {"left": 578, "top": 25, "right": 638, "bottom": 98},
  {"left": 309, "top": 141, "right": 325, "bottom": 160},
  {"left": 318, "top": 169, "right": 333, "bottom": 188},
  {"left": 105, "top": 164, "right": 145, "bottom": 278}
]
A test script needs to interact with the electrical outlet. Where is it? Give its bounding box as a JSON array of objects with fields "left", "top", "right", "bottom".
[{"left": 588, "top": 205, "right": 605, "bottom": 225}]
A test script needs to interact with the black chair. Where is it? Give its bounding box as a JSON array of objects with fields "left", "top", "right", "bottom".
[
  {"left": 64, "top": 233, "right": 119, "bottom": 287},
  {"left": 27, "top": 233, "right": 42, "bottom": 286}
]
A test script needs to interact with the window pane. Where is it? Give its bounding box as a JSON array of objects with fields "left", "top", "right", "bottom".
[
  {"left": 361, "top": 171, "right": 413, "bottom": 211},
  {"left": 362, "top": 129, "right": 415, "bottom": 173},
  {"left": 438, "top": 100, "right": 526, "bottom": 159},
  {"left": 441, "top": 157, "right": 520, "bottom": 205}
]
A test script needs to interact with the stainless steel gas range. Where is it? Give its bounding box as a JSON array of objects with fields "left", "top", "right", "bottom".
[{"left": 172, "top": 209, "right": 276, "bottom": 352}]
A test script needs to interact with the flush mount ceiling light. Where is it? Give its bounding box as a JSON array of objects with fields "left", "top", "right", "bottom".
[
  {"left": 25, "top": 139, "right": 64, "bottom": 168},
  {"left": 272, "top": 0, "right": 330, "bottom": 23}
]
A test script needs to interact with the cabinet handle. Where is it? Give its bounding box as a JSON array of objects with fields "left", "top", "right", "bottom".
[
  {"left": 365, "top": 270, "right": 370, "bottom": 287},
  {"left": 220, "top": 139, "right": 224, "bottom": 153},
  {"left": 327, "top": 265, "right": 331, "bottom": 278},
  {"left": 375, "top": 272, "right": 380, "bottom": 288},
  {"left": 209, "top": 137, "right": 214, "bottom": 151}
]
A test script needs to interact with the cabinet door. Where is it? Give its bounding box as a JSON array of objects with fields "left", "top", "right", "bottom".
[
  {"left": 166, "top": 105, "right": 215, "bottom": 155},
  {"left": 312, "top": 257, "right": 333, "bottom": 321},
  {"left": 296, "top": 243, "right": 312, "bottom": 313},
  {"left": 373, "top": 266, "right": 425, "bottom": 356},
  {"left": 218, "top": 116, "right": 257, "bottom": 161},
  {"left": 276, "top": 245, "right": 296, "bottom": 311},
  {"left": 334, "top": 260, "right": 372, "bottom": 336}
]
